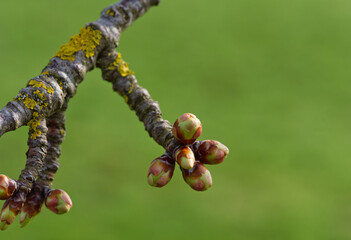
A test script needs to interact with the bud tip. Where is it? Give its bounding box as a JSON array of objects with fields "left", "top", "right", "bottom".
[
  {"left": 175, "top": 146, "right": 195, "bottom": 170},
  {"left": 19, "top": 212, "right": 31, "bottom": 228},
  {"left": 0, "top": 221, "right": 8, "bottom": 231}
]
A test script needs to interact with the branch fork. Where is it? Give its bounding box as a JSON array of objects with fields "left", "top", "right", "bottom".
[{"left": 0, "top": 0, "right": 229, "bottom": 230}]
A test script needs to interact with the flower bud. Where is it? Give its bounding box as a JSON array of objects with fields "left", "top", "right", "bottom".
[
  {"left": 182, "top": 162, "right": 212, "bottom": 191},
  {"left": 20, "top": 185, "right": 45, "bottom": 228},
  {"left": 174, "top": 146, "right": 195, "bottom": 169},
  {"left": 0, "top": 175, "right": 17, "bottom": 200},
  {"left": 45, "top": 189, "right": 72, "bottom": 214},
  {"left": 0, "top": 202, "right": 15, "bottom": 231},
  {"left": 0, "top": 191, "right": 25, "bottom": 231},
  {"left": 194, "top": 140, "right": 229, "bottom": 164},
  {"left": 147, "top": 154, "right": 175, "bottom": 188},
  {"left": 172, "top": 113, "right": 202, "bottom": 145}
]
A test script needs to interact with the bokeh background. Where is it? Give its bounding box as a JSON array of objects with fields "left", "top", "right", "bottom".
[{"left": 1, "top": 0, "right": 351, "bottom": 239}]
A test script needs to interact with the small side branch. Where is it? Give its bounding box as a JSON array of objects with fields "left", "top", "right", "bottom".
[{"left": 97, "top": 49, "right": 175, "bottom": 151}]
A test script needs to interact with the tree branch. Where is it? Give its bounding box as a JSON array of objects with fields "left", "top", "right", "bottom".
[
  {"left": 97, "top": 49, "right": 175, "bottom": 151},
  {"left": 0, "top": 0, "right": 162, "bottom": 230},
  {"left": 0, "top": 0, "right": 160, "bottom": 138},
  {"left": 0, "top": 0, "right": 229, "bottom": 231}
]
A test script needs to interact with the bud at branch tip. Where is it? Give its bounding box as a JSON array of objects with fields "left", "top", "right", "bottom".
[{"left": 172, "top": 113, "right": 202, "bottom": 145}]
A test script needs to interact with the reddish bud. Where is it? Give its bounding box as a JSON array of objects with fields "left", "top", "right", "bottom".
[
  {"left": 174, "top": 146, "right": 195, "bottom": 169},
  {"left": 20, "top": 185, "right": 46, "bottom": 228},
  {"left": 0, "top": 191, "right": 26, "bottom": 231},
  {"left": 172, "top": 113, "right": 202, "bottom": 145},
  {"left": 182, "top": 162, "right": 212, "bottom": 191},
  {"left": 194, "top": 140, "right": 229, "bottom": 164},
  {"left": 45, "top": 189, "right": 72, "bottom": 214},
  {"left": 0, "top": 175, "right": 17, "bottom": 200},
  {"left": 147, "top": 154, "right": 175, "bottom": 188}
]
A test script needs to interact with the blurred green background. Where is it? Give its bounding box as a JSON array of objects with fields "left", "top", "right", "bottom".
[{"left": 1, "top": 0, "right": 351, "bottom": 239}]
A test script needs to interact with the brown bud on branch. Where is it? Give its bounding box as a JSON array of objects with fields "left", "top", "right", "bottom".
[
  {"left": 19, "top": 184, "right": 47, "bottom": 228},
  {"left": 174, "top": 146, "right": 195, "bottom": 169},
  {"left": 172, "top": 113, "right": 202, "bottom": 145},
  {"left": 181, "top": 162, "right": 213, "bottom": 191},
  {"left": 194, "top": 140, "right": 229, "bottom": 165},
  {"left": 0, "top": 191, "right": 26, "bottom": 231},
  {"left": 0, "top": 175, "right": 17, "bottom": 200},
  {"left": 147, "top": 154, "right": 175, "bottom": 188},
  {"left": 45, "top": 189, "right": 72, "bottom": 215}
]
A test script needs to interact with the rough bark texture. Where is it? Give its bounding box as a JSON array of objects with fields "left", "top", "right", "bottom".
[
  {"left": 0, "top": 0, "right": 229, "bottom": 231},
  {"left": 97, "top": 49, "right": 175, "bottom": 151},
  {"left": 0, "top": 0, "right": 177, "bottom": 230},
  {"left": 36, "top": 108, "right": 66, "bottom": 187},
  {"left": 0, "top": 0, "right": 161, "bottom": 138},
  {"left": 0, "top": 0, "right": 165, "bottom": 186}
]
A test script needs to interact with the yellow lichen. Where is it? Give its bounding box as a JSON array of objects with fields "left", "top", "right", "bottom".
[
  {"left": 22, "top": 95, "right": 37, "bottom": 110},
  {"left": 108, "top": 52, "right": 135, "bottom": 77},
  {"left": 122, "top": 93, "right": 128, "bottom": 103},
  {"left": 33, "top": 90, "right": 48, "bottom": 108},
  {"left": 29, "top": 80, "right": 43, "bottom": 88},
  {"left": 47, "top": 88, "right": 54, "bottom": 94},
  {"left": 15, "top": 89, "right": 49, "bottom": 110},
  {"left": 128, "top": 85, "right": 134, "bottom": 94},
  {"left": 14, "top": 92, "right": 48, "bottom": 139},
  {"left": 28, "top": 79, "right": 54, "bottom": 94},
  {"left": 33, "top": 90, "right": 45, "bottom": 99},
  {"left": 53, "top": 77, "right": 63, "bottom": 90},
  {"left": 27, "top": 112, "right": 42, "bottom": 139},
  {"left": 31, "top": 130, "right": 42, "bottom": 139},
  {"left": 106, "top": 9, "right": 115, "bottom": 16},
  {"left": 54, "top": 26, "right": 102, "bottom": 62}
]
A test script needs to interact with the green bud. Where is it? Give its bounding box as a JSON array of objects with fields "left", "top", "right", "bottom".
[
  {"left": 174, "top": 146, "right": 195, "bottom": 169},
  {"left": 182, "top": 162, "right": 212, "bottom": 191},
  {"left": 172, "top": 113, "right": 202, "bottom": 145},
  {"left": 147, "top": 154, "right": 175, "bottom": 188},
  {"left": 45, "top": 189, "right": 72, "bottom": 214},
  {"left": 0, "top": 175, "right": 17, "bottom": 200},
  {"left": 194, "top": 140, "right": 229, "bottom": 164}
]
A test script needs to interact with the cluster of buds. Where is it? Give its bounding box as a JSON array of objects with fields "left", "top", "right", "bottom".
[
  {"left": 0, "top": 174, "right": 72, "bottom": 230},
  {"left": 147, "top": 113, "right": 229, "bottom": 191}
]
